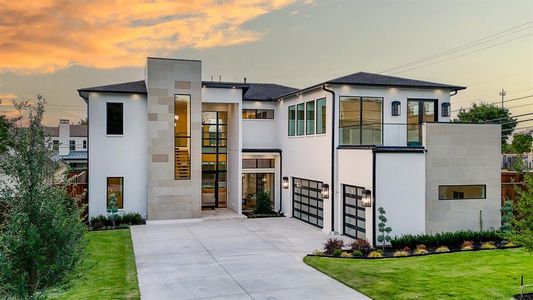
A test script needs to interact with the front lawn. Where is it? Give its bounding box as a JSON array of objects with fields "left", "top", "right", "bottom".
[
  {"left": 304, "top": 248, "right": 532, "bottom": 299},
  {"left": 49, "top": 229, "right": 140, "bottom": 299}
]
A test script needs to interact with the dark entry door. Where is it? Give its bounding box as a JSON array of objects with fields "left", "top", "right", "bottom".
[
  {"left": 292, "top": 177, "right": 323, "bottom": 228},
  {"left": 342, "top": 185, "right": 366, "bottom": 239},
  {"left": 407, "top": 99, "right": 437, "bottom": 146},
  {"left": 201, "top": 112, "right": 227, "bottom": 208}
]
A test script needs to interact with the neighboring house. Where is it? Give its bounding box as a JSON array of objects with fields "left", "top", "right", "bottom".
[
  {"left": 78, "top": 57, "right": 501, "bottom": 245},
  {"left": 45, "top": 119, "right": 88, "bottom": 173},
  {"left": 502, "top": 153, "right": 533, "bottom": 170}
]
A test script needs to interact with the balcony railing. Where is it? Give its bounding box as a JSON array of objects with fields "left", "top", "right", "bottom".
[{"left": 339, "top": 123, "right": 423, "bottom": 147}]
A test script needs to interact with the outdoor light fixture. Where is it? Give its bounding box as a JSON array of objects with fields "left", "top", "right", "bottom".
[
  {"left": 362, "top": 189, "right": 372, "bottom": 207},
  {"left": 321, "top": 183, "right": 330, "bottom": 199},
  {"left": 441, "top": 102, "right": 451, "bottom": 117},
  {"left": 282, "top": 177, "right": 289, "bottom": 189},
  {"left": 391, "top": 101, "right": 401, "bottom": 116}
]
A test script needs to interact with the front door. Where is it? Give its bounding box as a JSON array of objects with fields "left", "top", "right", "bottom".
[
  {"left": 407, "top": 99, "right": 437, "bottom": 146},
  {"left": 201, "top": 112, "right": 227, "bottom": 208}
]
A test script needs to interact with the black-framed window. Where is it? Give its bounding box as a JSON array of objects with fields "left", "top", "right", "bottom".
[
  {"left": 296, "top": 103, "right": 305, "bottom": 136},
  {"left": 306, "top": 101, "right": 315, "bottom": 135},
  {"left": 69, "top": 140, "right": 75, "bottom": 151},
  {"left": 339, "top": 96, "right": 383, "bottom": 145},
  {"left": 288, "top": 105, "right": 296, "bottom": 136},
  {"left": 107, "top": 177, "right": 124, "bottom": 209},
  {"left": 439, "top": 185, "right": 486, "bottom": 200},
  {"left": 106, "top": 102, "right": 123, "bottom": 135},
  {"left": 175, "top": 95, "right": 191, "bottom": 180},
  {"left": 242, "top": 159, "right": 275, "bottom": 169},
  {"left": 83, "top": 140, "right": 87, "bottom": 149},
  {"left": 316, "top": 98, "right": 326, "bottom": 134},
  {"left": 53, "top": 140, "right": 59, "bottom": 151},
  {"left": 343, "top": 184, "right": 366, "bottom": 239},
  {"left": 441, "top": 102, "right": 451, "bottom": 117},
  {"left": 242, "top": 109, "right": 274, "bottom": 119},
  {"left": 392, "top": 101, "right": 401, "bottom": 116}
]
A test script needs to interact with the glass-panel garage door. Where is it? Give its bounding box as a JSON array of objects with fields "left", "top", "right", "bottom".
[
  {"left": 292, "top": 177, "right": 323, "bottom": 228},
  {"left": 343, "top": 184, "right": 366, "bottom": 239}
]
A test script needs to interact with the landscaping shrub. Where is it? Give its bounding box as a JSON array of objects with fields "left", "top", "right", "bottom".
[
  {"left": 391, "top": 230, "right": 503, "bottom": 249},
  {"left": 480, "top": 242, "right": 496, "bottom": 249},
  {"left": 416, "top": 244, "right": 427, "bottom": 251},
  {"left": 350, "top": 238, "right": 371, "bottom": 254},
  {"left": 332, "top": 249, "right": 343, "bottom": 257},
  {"left": 461, "top": 241, "right": 474, "bottom": 250},
  {"left": 352, "top": 250, "right": 364, "bottom": 257},
  {"left": 414, "top": 248, "right": 429, "bottom": 255},
  {"left": 435, "top": 246, "right": 450, "bottom": 253},
  {"left": 393, "top": 250, "right": 409, "bottom": 257},
  {"left": 340, "top": 251, "right": 352, "bottom": 258},
  {"left": 254, "top": 191, "right": 273, "bottom": 214},
  {"left": 368, "top": 250, "right": 384, "bottom": 258},
  {"left": 324, "top": 238, "right": 344, "bottom": 255},
  {"left": 312, "top": 249, "right": 324, "bottom": 256},
  {"left": 90, "top": 213, "right": 144, "bottom": 230},
  {"left": 121, "top": 212, "right": 143, "bottom": 225}
]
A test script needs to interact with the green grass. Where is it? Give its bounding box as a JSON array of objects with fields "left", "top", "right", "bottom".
[
  {"left": 49, "top": 229, "right": 140, "bottom": 299},
  {"left": 304, "top": 248, "right": 532, "bottom": 299}
]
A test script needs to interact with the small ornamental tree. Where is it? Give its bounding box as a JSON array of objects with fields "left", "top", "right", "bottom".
[
  {"left": 254, "top": 191, "right": 273, "bottom": 214},
  {"left": 107, "top": 193, "right": 119, "bottom": 228},
  {"left": 510, "top": 173, "right": 533, "bottom": 252},
  {"left": 377, "top": 207, "right": 392, "bottom": 250},
  {"left": 500, "top": 200, "right": 513, "bottom": 236},
  {"left": 0, "top": 97, "right": 87, "bottom": 298}
]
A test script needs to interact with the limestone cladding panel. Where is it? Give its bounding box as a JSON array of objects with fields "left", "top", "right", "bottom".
[
  {"left": 424, "top": 123, "right": 501, "bottom": 233},
  {"left": 146, "top": 58, "right": 202, "bottom": 220}
]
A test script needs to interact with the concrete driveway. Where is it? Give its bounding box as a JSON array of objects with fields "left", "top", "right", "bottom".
[{"left": 131, "top": 216, "right": 369, "bottom": 300}]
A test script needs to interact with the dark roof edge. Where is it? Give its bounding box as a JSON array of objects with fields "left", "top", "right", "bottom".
[
  {"left": 337, "top": 145, "right": 426, "bottom": 153},
  {"left": 242, "top": 148, "right": 282, "bottom": 153},
  {"left": 147, "top": 57, "right": 201, "bottom": 63}
]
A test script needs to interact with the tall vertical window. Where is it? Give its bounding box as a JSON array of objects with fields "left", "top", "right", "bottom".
[
  {"left": 83, "top": 140, "right": 87, "bottom": 149},
  {"left": 316, "top": 98, "right": 326, "bottom": 134},
  {"left": 175, "top": 95, "right": 191, "bottom": 180},
  {"left": 107, "top": 177, "right": 124, "bottom": 209},
  {"left": 69, "top": 140, "right": 75, "bottom": 151},
  {"left": 339, "top": 96, "right": 383, "bottom": 145},
  {"left": 296, "top": 103, "right": 305, "bottom": 136},
  {"left": 106, "top": 102, "right": 123, "bottom": 135},
  {"left": 306, "top": 101, "right": 315, "bottom": 135},
  {"left": 288, "top": 105, "right": 296, "bottom": 136}
]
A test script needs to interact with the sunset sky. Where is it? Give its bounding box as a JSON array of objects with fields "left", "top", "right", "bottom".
[{"left": 0, "top": 0, "right": 531, "bottom": 128}]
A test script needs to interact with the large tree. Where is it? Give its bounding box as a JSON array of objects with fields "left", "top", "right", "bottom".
[
  {"left": 0, "top": 96, "right": 87, "bottom": 298},
  {"left": 510, "top": 133, "right": 533, "bottom": 154},
  {"left": 455, "top": 102, "right": 517, "bottom": 144}
]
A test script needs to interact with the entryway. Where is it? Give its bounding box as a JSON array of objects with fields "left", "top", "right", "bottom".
[
  {"left": 407, "top": 99, "right": 437, "bottom": 146},
  {"left": 201, "top": 111, "right": 227, "bottom": 209}
]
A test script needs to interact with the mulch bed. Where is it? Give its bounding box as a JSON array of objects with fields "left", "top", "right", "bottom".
[
  {"left": 243, "top": 211, "right": 285, "bottom": 218},
  {"left": 514, "top": 292, "right": 533, "bottom": 300}
]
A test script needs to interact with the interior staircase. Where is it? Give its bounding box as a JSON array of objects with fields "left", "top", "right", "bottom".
[{"left": 175, "top": 148, "right": 190, "bottom": 179}]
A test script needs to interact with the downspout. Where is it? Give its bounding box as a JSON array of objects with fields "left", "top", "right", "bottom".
[
  {"left": 372, "top": 150, "right": 377, "bottom": 246},
  {"left": 322, "top": 84, "right": 336, "bottom": 233},
  {"left": 278, "top": 151, "right": 283, "bottom": 213}
]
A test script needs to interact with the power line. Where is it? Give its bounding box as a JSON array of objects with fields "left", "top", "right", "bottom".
[
  {"left": 390, "top": 32, "right": 533, "bottom": 75},
  {"left": 482, "top": 112, "right": 533, "bottom": 123},
  {"left": 503, "top": 125, "right": 533, "bottom": 133},
  {"left": 381, "top": 20, "right": 533, "bottom": 74},
  {"left": 452, "top": 94, "right": 533, "bottom": 112}
]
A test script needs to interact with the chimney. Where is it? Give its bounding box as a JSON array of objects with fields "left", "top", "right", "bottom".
[
  {"left": 219, "top": 75, "right": 221, "bottom": 82},
  {"left": 59, "top": 119, "right": 70, "bottom": 156},
  {"left": 244, "top": 77, "right": 247, "bottom": 83}
]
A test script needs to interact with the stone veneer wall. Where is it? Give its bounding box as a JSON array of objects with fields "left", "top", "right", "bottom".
[
  {"left": 145, "top": 58, "right": 202, "bottom": 220},
  {"left": 424, "top": 123, "right": 501, "bottom": 233}
]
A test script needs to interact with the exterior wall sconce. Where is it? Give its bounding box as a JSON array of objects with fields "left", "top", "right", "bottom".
[
  {"left": 321, "top": 183, "right": 330, "bottom": 199},
  {"left": 391, "top": 101, "right": 401, "bottom": 116},
  {"left": 441, "top": 102, "right": 451, "bottom": 117},
  {"left": 361, "top": 189, "right": 372, "bottom": 207},
  {"left": 282, "top": 177, "right": 289, "bottom": 189}
]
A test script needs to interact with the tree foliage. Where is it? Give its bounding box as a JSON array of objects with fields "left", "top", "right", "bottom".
[
  {"left": 0, "top": 96, "right": 87, "bottom": 298},
  {"left": 510, "top": 173, "right": 533, "bottom": 252},
  {"left": 254, "top": 191, "right": 273, "bottom": 214},
  {"left": 455, "top": 102, "right": 516, "bottom": 143},
  {"left": 509, "top": 133, "right": 533, "bottom": 154},
  {"left": 0, "top": 115, "right": 10, "bottom": 155},
  {"left": 377, "top": 207, "right": 392, "bottom": 250}
]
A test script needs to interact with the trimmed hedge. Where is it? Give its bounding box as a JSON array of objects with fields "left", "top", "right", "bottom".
[
  {"left": 390, "top": 230, "right": 503, "bottom": 249},
  {"left": 90, "top": 212, "right": 143, "bottom": 229}
]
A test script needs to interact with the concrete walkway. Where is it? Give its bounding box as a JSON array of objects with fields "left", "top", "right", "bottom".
[{"left": 131, "top": 217, "right": 369, "bottom": 300}]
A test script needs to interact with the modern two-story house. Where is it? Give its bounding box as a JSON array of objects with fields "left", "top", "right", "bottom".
[{"left": 78, "top": 57, "right": 501, "bottom": 244}]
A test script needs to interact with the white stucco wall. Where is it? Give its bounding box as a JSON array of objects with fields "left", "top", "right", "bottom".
[
  {"left": 88, "top": 92, "right": 148, "bottom": 218},
  {"left": 227, "top": 103, "right": 243, "bottom": 214},
  {"left": 202, "top": 87, "right": 242, "bottom": 104},
  {"left": 376, "top": 152, "right": 426, "bottom": 238},
  {"left": 424, "top": 123, "right": 501, "bottom": 233},
  {"left": 242, "top": 101, "right": 279, "bottom": 149}
]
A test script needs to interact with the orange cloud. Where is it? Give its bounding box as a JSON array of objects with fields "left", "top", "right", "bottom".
[{"left": 0, "top": 0, "right": 298, "bottom": 73}]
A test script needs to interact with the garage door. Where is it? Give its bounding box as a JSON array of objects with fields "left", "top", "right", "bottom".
[
  {"left": 292, "top": 177, "right": 323, "bottom": 228},
  {"left": 343, "top": 184, "right": 366, "bottom": 239}
]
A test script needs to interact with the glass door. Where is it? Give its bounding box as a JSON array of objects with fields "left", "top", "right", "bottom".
[
  {"left": 201, "top": 112, "right": 227, "bottom": 208},
  {"left": 407, "top": 99, "right": 437, "bottom": 146},
  {"left": 242, "top": 173, "right": 275, "bottom": 211}
]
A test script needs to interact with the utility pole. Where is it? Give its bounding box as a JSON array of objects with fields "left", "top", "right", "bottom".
[{"left": 499, "top": 88, "right": 506, "bottom": 108}]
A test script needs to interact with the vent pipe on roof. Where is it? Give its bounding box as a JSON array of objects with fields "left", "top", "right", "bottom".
[
  {"left": 244, "top": 77, "right": 247, "bottom": 83},
  {"left": 211, "top": 75, "right": 213, "bottom": 81},
  {"left": 219, "top": 75, "right": 221, "bottom": 82}
]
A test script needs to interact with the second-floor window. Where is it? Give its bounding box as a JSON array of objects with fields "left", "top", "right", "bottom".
[
  {"left": 306, "top": 101, "right": 315, "bottom": 135},
  {"left": 69, "top": 140, "right": 75, "bottom": 151},
  {"left": 339, "top": 96, "right": 383, "bottom": 145},
  {"left": 106, "top": 102, "right": 123, "bottom": 135},
  {"left": 242, "top": 109, "right": 274, "bottom": 119},
  {"left": 288, "top": 105, "right": 296, "bottom": 136},
  {"left": 316, "top": 98, "right": 326, "bottom": 134},
  {"left": 296, "top": 103, "right": 305, "bottom": 136},
  {"left": 83, "top": 140, "right": 87, "bottom": 149}
]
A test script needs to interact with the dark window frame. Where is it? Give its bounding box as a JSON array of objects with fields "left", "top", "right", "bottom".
[
  {"left": 53, "top": 140, "right": 59, "bottom": 151},
  {"left": 288, "top": 105, "right": 296, "bottom": 136},
  {"left": 242, "top": 109, "right": 274, "bottom": 119},
  {"left": 69, "top": 140, "right": 75, "bottom": 151},
  {"left": 438, "top": 184, "right": 487, "bottom": 200},
  {"left": 174, "top": 94, "right": 191, "bottom": 180},
  {"left": 342, "top": 184, "right": 366, "bottom": 240},
  {"left": 339, "top": 96, "right": 384, "bottom": 145},
  {"left": 296, "top": 103, "right": 305, "bottom": 136},
  {"left": 316, "top": 98, "right": 327, "bottom": 134},
  {"left": 83, "top": 140, "right": 87, "bottom": 149},
  {"left": 242, "top": 158, "right": 275, "bottom": 169},
  {"left": 391, "top": 101, "right": 401, "bottom": 116},
  {"left": 306, "top": 100, "right": 315, "bottom": 135},
  {"left": 441, "top": 102, "right": 451, "bottom": 117},
  {"left": 292, "top": 177, "right": 324, "bottom": 228},
  {"left": 106, "top": 102, "right": 124, "bottom": 135}
]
